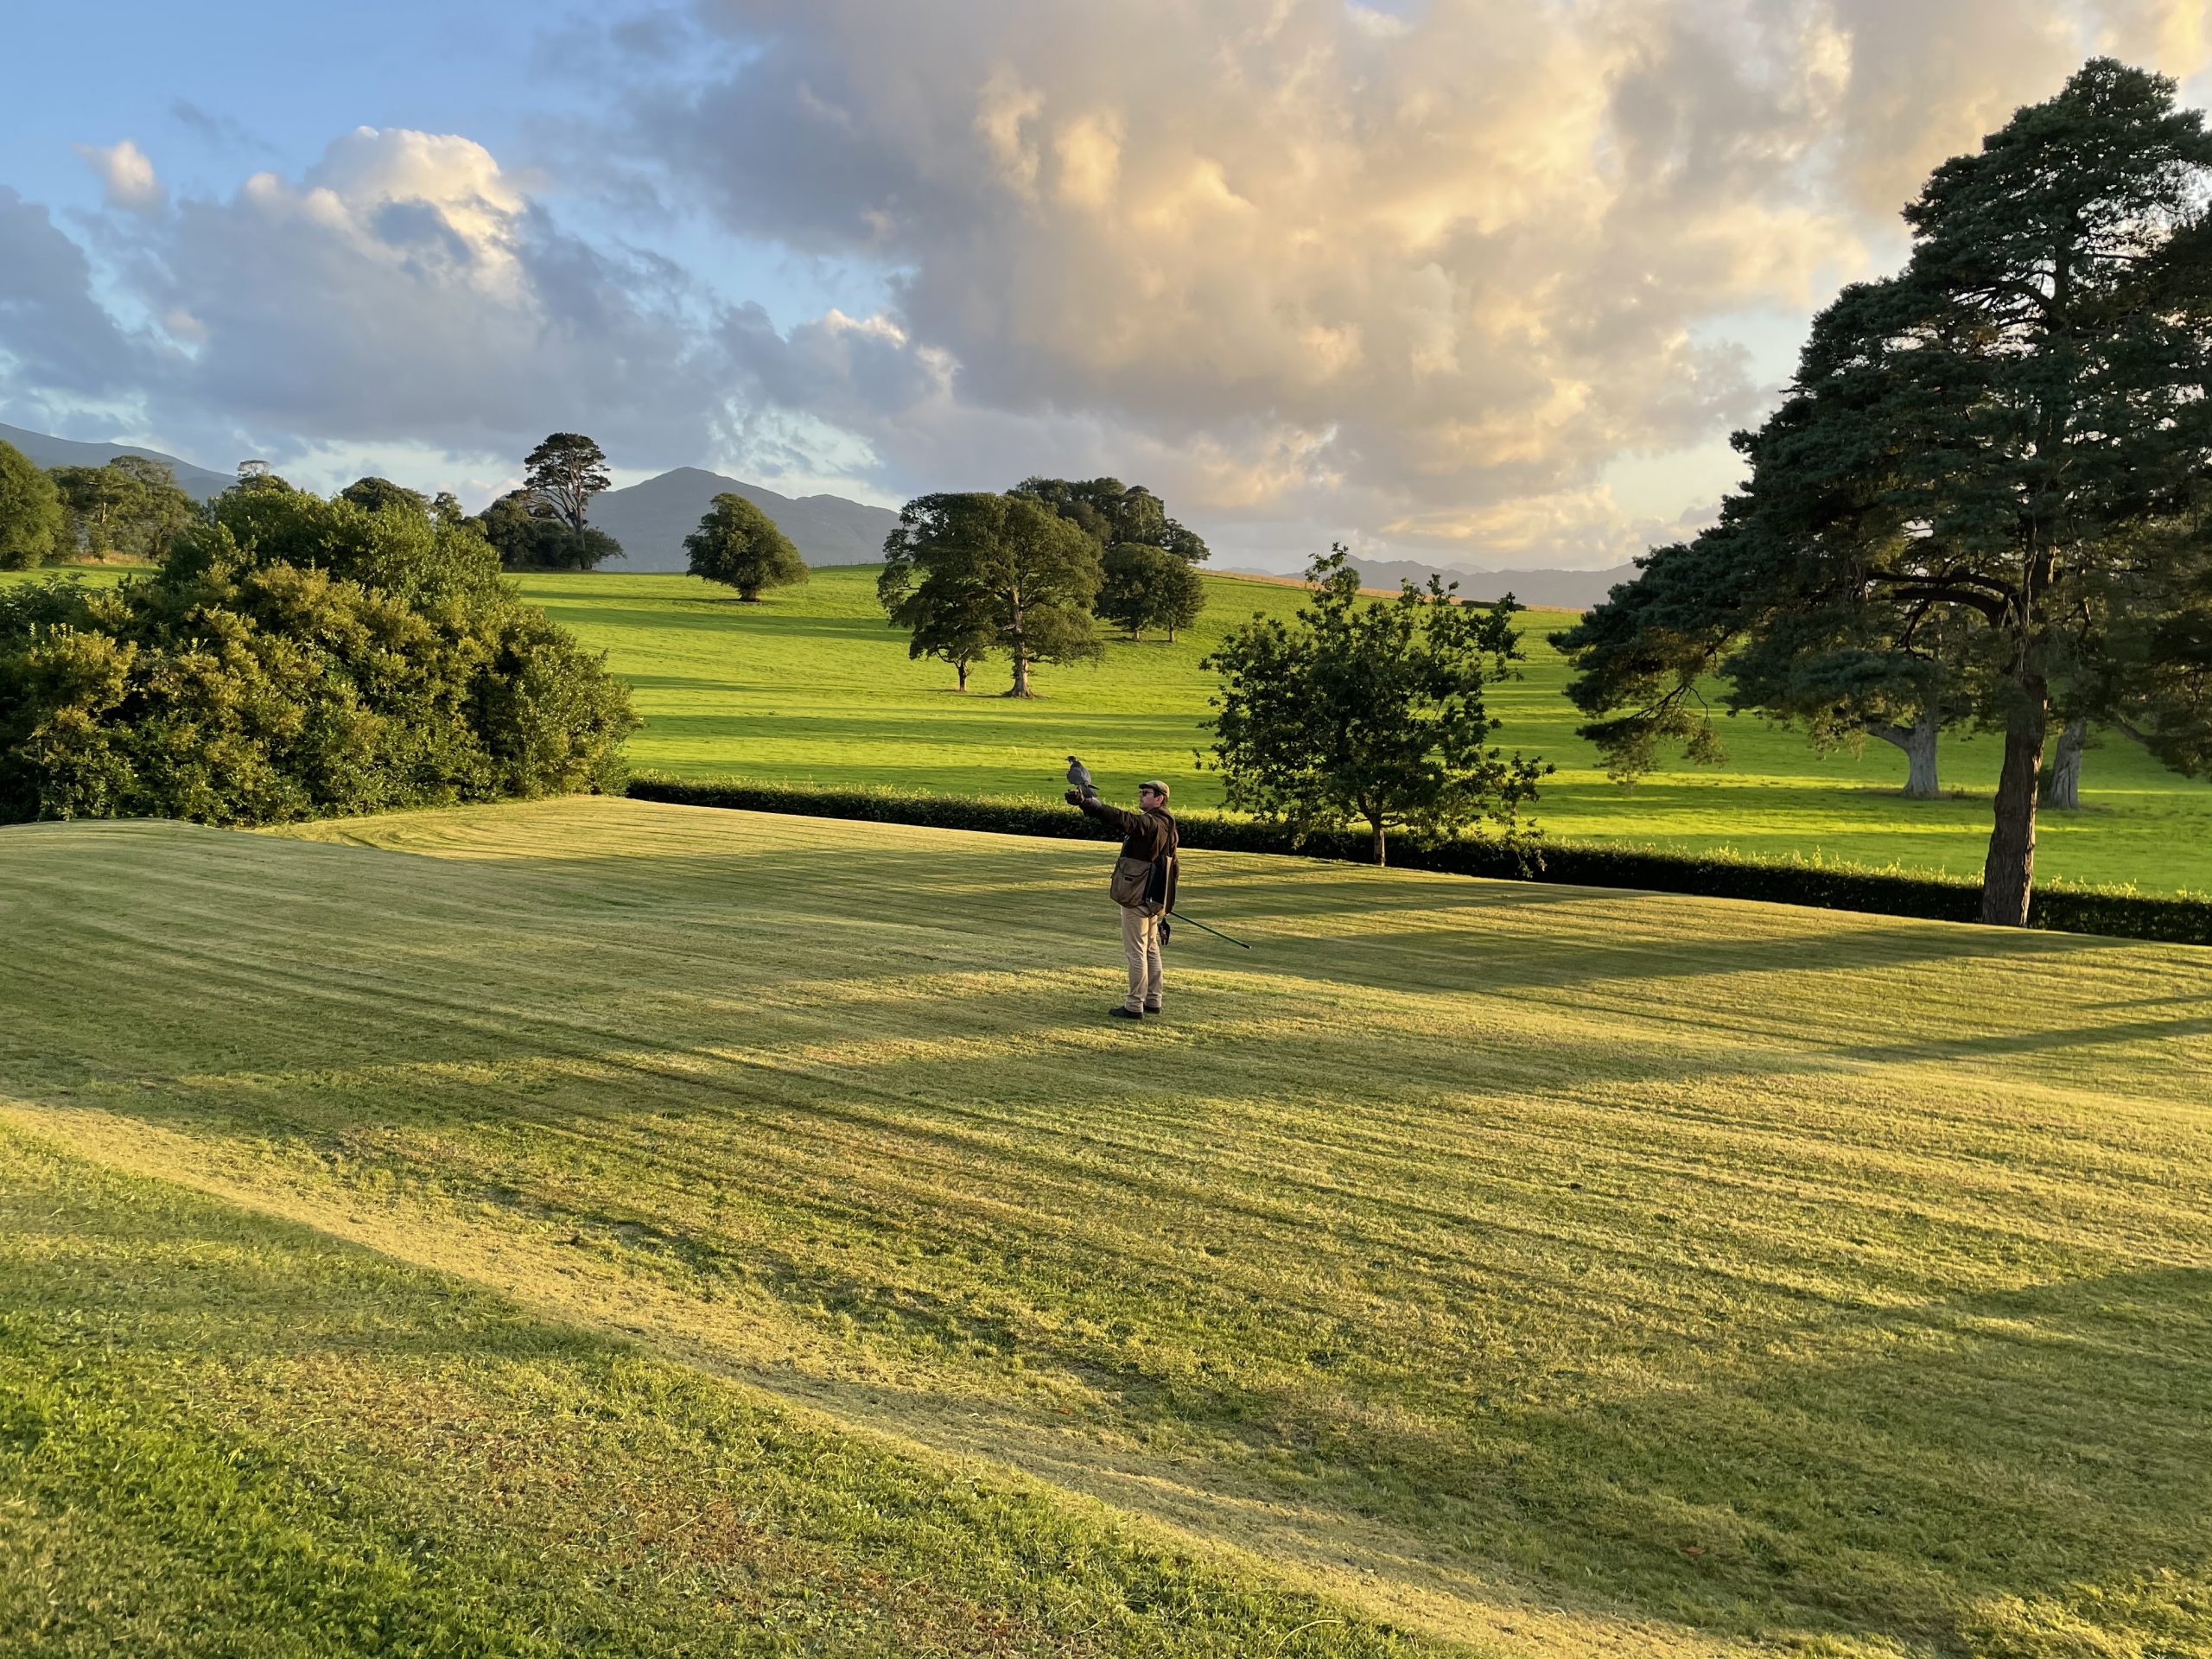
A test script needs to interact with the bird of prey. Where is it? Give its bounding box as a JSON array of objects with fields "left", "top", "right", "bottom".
[{"left": 1065, "top": 755, "right": 1096, "bottom": 798}]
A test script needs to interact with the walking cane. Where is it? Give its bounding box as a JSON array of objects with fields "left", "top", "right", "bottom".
[{"left": 1167, "top": 907, "right": 1251, "bottom": 949}]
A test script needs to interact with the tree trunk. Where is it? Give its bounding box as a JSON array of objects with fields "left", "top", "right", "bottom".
[
  {"left": 1007, "top": 593, "right": 1031, "bottom": 697},
  {"left": 1866, "top": 711, "right": 1942, "bottom": 799},
  {"left": 1370, "top": 815, "right": 1387, "bottom": 867},
  {"left": 956, "top": 658, "right": 969, "bottom": 692},
  {"left": 1980, "top": 698, "right": 2049, "bottom": 927},
  {"left": 2041, "top": 717, "right": 2087, "bottom": 810}
]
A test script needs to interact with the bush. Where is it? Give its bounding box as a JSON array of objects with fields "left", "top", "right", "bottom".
[
  {"left": 623, "top": 775, "right": 2212, "bottom": 946},
  {"left": 0, "top": 440, "right": 65, "bottom": 569},
  {"left": 0, "top": 490, "right": 638, "bottom": 826}
]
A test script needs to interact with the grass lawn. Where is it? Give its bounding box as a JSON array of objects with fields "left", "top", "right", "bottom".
[
  {"left": 509, "top": 567, "right": 2212, "bottom": 895},
  {"left": 6, "top": 797, "right": 2209, "bottom": 1656}
]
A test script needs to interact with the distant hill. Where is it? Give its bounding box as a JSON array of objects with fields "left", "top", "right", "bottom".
[
  {"left": 0, "top": 422, "right": 233, "bottom": 499},
  {"left": 592, "top": 467, "right": 899, "bottom": 571},
  {"left": 1344, "top": 556, "right": 1640, "bottom": 612},
  {"left": 1227, "top": 556, "right": 1641, "bottom": 613}
]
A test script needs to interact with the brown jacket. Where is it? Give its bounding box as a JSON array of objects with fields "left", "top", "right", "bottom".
[{"left": 1077, "top": 796, "right": 1179, "bottom": 913}]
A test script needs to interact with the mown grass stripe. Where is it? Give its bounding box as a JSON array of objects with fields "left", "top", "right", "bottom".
[{"left": 7, "top": 797, "right": 2212, "bottom": 1656}]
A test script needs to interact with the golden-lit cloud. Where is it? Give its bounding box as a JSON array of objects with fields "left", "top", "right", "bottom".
[
  {"left": 638, "top": 0, "right": 2207, "bottom": 563},
  {"left": 10, "top": 3, "right": 2210, "bottom": 562},
  {"left": 74, "top": 138, "right": 165, "bottom": 212}
]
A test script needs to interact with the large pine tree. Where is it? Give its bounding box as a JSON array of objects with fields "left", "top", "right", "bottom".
[{"left": 1558, "top": 60, "right": 2212, "bottom": 925}]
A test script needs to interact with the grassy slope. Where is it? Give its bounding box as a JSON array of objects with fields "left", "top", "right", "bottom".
[
  {"left": 512, "top": 568, "right": 2212, "bottom": 894},
  {"left": 10, "top": 563, "right": 2211, "bottom": 890},
  {"left": 7, "top": 798, "right": 2211, "bottom": 1656}
]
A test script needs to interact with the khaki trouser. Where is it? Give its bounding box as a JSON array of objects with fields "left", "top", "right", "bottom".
[{"left": 1120, "top": 904, "right": 1163, "bottom": 1012}]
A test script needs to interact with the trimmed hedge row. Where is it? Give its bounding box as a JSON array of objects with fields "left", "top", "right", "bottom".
[{"left": 626, "top": 775, "right": 2212, "bottom": 946}]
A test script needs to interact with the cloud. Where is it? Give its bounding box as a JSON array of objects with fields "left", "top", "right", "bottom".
[
  {"left": 74, "top": 139, "right": 166, "bottom": 212},
  {"left": 622, "top": 0, "right": 2212, "bottom": 565},
  {"left": 168, "top": 100, "right": 277, "bottom": 156},
  {"left": 9, "top": 7, "right": 2212, "bottom": 563},
  {"left": 0, "top": 188, "right": 149, "bottom": 397},
  {"left": 13, "top": 126, "right": 753, "bottom": 477}
]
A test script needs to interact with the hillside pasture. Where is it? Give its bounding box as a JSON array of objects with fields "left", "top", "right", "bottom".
[
  {"left": 5, "top": 797, "right": 2210, "bottom": 1656},
  {"left": 510, "top": 568, "right": 2212, "bottom": 894}
]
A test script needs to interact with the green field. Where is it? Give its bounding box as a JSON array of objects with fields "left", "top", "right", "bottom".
[
  {"left": 10, "top": 563, "right": 2211, "bottom": 891},
  {"left": 7, "top": 798, "right": 2210, "bottom": 1656},
  {"left": 509, "top": 568, "right": 2212, "bottom": 895}
]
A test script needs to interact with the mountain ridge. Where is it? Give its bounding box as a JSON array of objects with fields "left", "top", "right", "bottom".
[
  {"left": 590, "top": 467, "right": 899, "bottom": 570},
  {"left": 0, "top": 422, "right": 235, "bottom": 499},
  {"left": 0, "top": 423, "right": 1639, "bottom": 602}
]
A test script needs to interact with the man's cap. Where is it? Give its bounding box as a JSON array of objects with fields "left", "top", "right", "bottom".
[{"left": 1140, "top": 779, "right": 1170, "bottom": 799}]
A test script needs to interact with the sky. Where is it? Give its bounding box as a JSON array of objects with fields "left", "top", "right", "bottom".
[{"left": 3, "top": 2, "right": 2209, "bottom": 573}]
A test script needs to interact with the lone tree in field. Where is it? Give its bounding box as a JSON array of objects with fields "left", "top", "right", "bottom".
[
  {"left": 685, "top": 493, "right": 808, "bottom": 601},
  {"left": 523, "top": 433, "right": 613, "bottom": 536},
  {"left": 0, "top": 442, "right": 66, "bottom": 569},
  {"left": 1554, "top": 60, "right": 2212, "bottom": 925},
  {"left": 879, "top": 493, "right": 1104, "bottom": 696},
  {"left": 1204, "top": 547, "right": 1544, "bottom": 866}
]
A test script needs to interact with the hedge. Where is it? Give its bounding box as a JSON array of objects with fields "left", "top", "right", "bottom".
[{"left": 625, "top": 775, "right": 2212, "bottom": 947}]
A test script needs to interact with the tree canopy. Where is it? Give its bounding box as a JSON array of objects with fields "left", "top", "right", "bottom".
[
  {"left": 0, "top": 441, "right": 67, "bottom": 570},
  {"left": 879, "top": 493, "right": 1104, "bottom": 696},
  {"left": 1013, "top": 475, "right": 1211, "bottom": 641},
  {"left": 1204, "top": 547, "right": 1544, "bottom": 865},
  {"left": 685, "top": 493, "right": 807, "bottom": 601},
  {"left": 48, "top": 456, "right": 197, "bottom": 565},
  {"left": 1097, "top": 541, "right": 1205, "bottom": 642},
  {"left": 1011, "top": 477, "right": 1208, "bottom": 563},
  {"left": 478, "top": 490, "right": 621, "bottom": 570},
  {"left": 524, "top": 433, "right": 613, "bottom": 535},
  {"left": 0, "top": 486, "right": 636, "bottom": 825},
  {"left": 339, "top": 475, "right": 431, "bottom": 518},
  {"left": 1554, "top": 59, "right": 2212, "bottom": 925}
]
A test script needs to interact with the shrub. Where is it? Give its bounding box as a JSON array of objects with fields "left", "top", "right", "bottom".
[
  {"left": 0, "top": 491, "right": 637, "bottom": 826},
  {"left": 0, "top": 441, "right": 65, "bottom": 569}
]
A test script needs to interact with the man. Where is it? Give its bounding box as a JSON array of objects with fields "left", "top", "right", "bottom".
[{"left": 1065, "top": 778, "right": 1179, "bottom": 1019}]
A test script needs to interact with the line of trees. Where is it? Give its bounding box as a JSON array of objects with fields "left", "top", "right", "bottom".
[
  {"left": 876, "top": 475, "right": 1211, "bottom": 694},
  {"left": 1554, "top": 59, "right": 2212, "bottom": 926},
  {"left": 0, "top": 440, "right": 196, "bottom": 569},
  {"left": 0, "top": 429, "right": 632, "bottom": 577}
]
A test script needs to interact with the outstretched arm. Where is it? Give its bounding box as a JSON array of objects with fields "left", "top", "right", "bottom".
[{"left": 1065, "top": 791, "right": 1139, "bottom": 834}]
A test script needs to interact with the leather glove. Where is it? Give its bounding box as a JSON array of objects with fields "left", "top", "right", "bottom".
[{"left": 1065, "top": 789, "right": 1084, "bottom": 805}]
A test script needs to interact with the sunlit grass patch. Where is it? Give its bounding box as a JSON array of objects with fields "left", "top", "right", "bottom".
[
  {"left": 518, "top": 565, "right": 2212, "bottom": 892},
  {"left": 7, "top": 797, "right": 2211, "bottom": 1655}
]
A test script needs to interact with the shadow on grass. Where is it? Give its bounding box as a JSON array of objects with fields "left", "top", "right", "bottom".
[
  {"left": 28, "top": 1059, "right": 2211, "bottom": 1655},
  {"left": 15, "top": 817, "right": 2212, "bottom": 1651},
  {"left": 722, "top": 1263, "right": 2212, "bottom": 1657}
]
